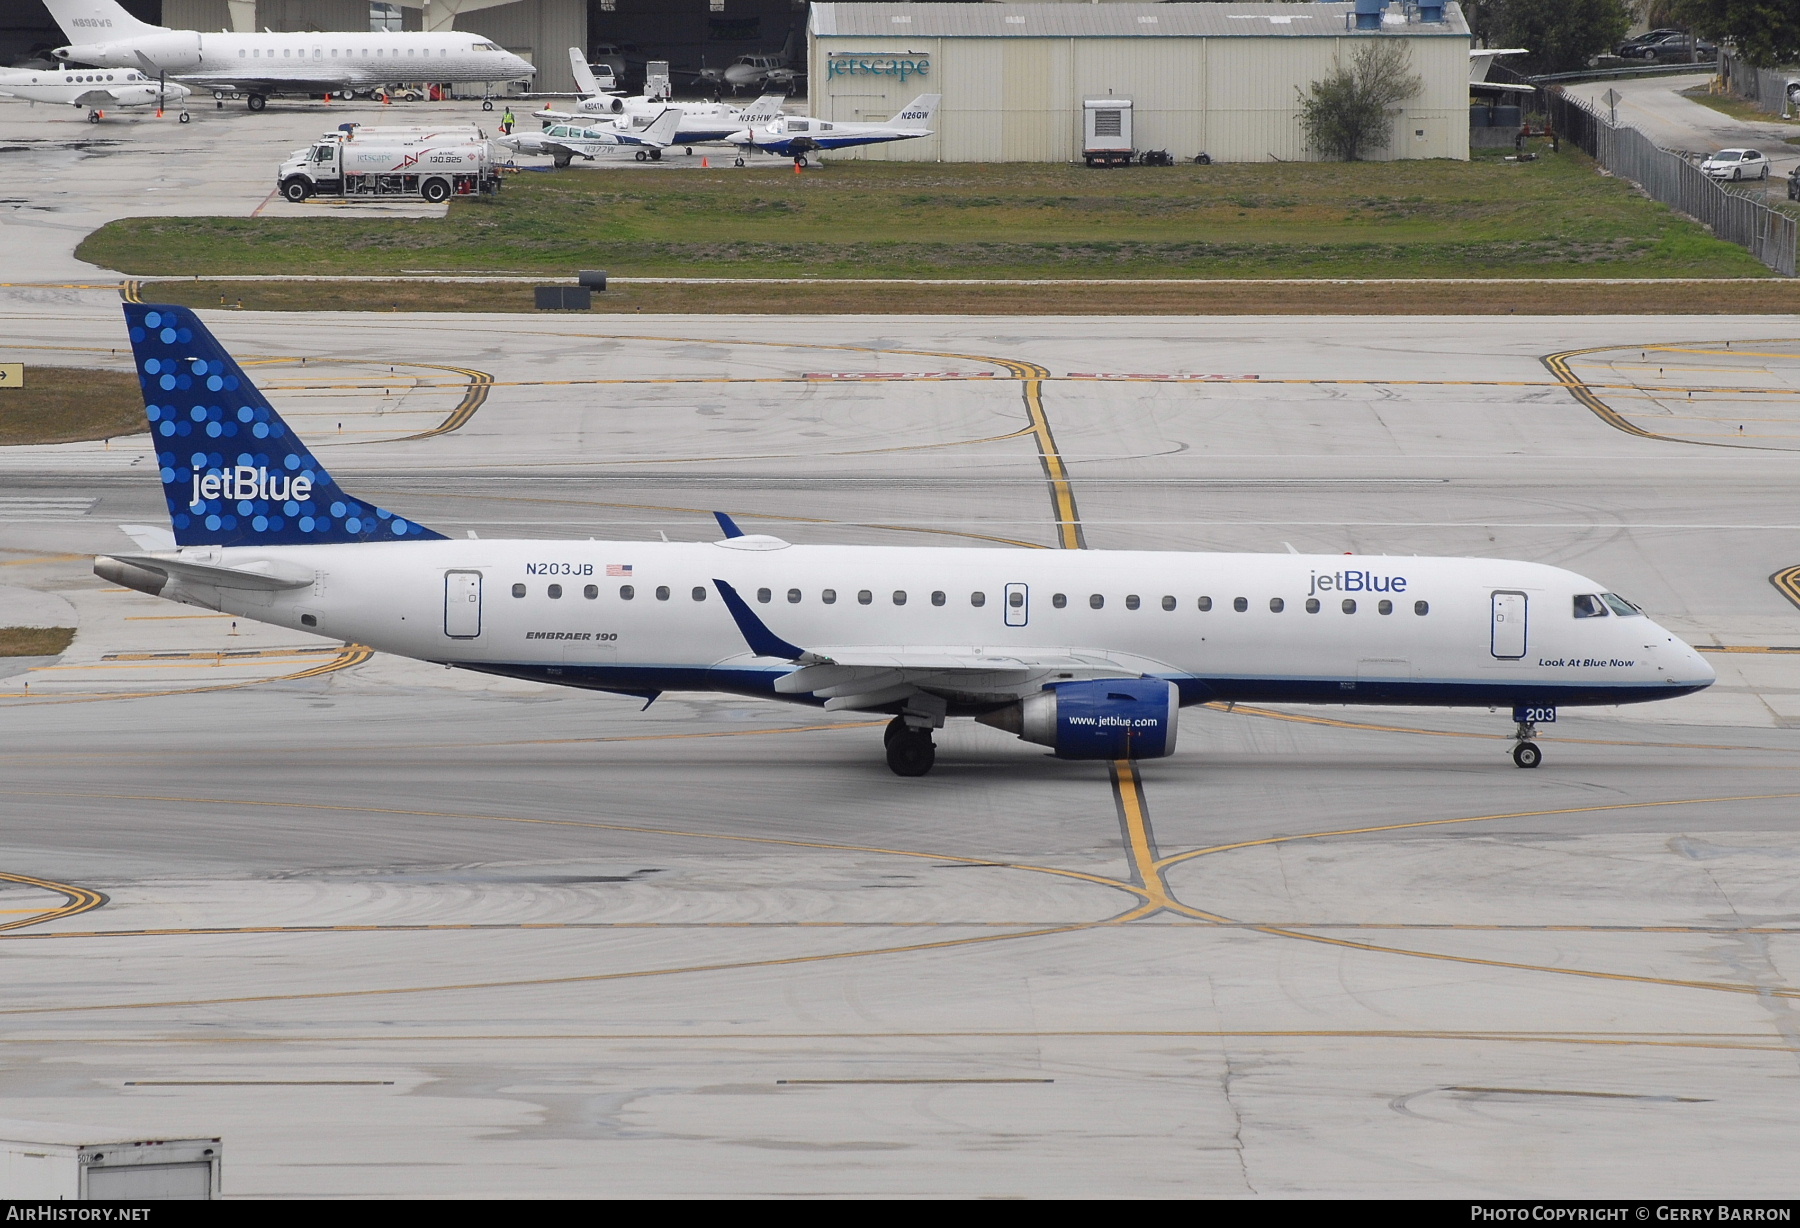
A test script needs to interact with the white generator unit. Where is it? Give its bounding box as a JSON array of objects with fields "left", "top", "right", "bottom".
[
  {"left": 1082, "top": 97, "right": 1134, "bottom": 167},
  {"left": 0, "top": 1122, "right": 221, "bottom": 1200}
]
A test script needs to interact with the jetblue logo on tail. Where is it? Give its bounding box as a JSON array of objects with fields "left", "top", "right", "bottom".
[{"left": 126, "top": 305, "right": 444, "bottom": 549}]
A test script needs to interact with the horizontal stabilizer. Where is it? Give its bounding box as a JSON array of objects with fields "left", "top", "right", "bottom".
[{"left": 95, "top": 552, "right": 316, "bottom": 597}]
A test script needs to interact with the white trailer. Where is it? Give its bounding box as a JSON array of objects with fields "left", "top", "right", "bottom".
[
  {"left": 278, "top": 136, "right": 500, "bottom": 203},
  {"left": 0, "top": 1122, "right": 221, "bottom": 1200},
  {"left": 1082, "top": 97, "right": 1134, "bottom": 167}
]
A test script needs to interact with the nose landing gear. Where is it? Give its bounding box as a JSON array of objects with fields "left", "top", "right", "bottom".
[{"left": 1511, "top": 720, "right": 1542, "bottom": 768}]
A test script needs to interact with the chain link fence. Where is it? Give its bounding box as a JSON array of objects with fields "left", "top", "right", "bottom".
[
  {"left": 1719, "top": 53, "right": 1798, "bottom": 118},
  {"left": 1547, "top": 90, "right": 1797, "bottom": 276}
]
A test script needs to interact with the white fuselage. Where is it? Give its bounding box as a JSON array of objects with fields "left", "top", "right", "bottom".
[
  {"left": 56, "top": 31, "right": 533, "bottom": 90},
  {"left": 138, "top": 539, "right": 1715, "bottom": 711},
  {"left": 0, "top": 64, "right": 189, "bottom": 108}
]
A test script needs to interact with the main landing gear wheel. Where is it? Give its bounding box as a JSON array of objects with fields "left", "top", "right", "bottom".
[
  {"left": 178, "top": 111, "right": 190, "bottom": 123},
  {"left": 87, "top": 110, "right": 100, "bottom": 124},
  {"left": 1512, "top": 741, "right": 1542, "bottom": 769},
  {"left": 634, "top": 149, "right": 647, "bottom": 161},
  {"left": 885, "top": 720, "right": 936, "bottom": 777},
  {"left": 246, "top": 93, "right": 266, "bottom": 112},
  {"left": 482, "top": 99, "right": 494, "bottom": 112}
]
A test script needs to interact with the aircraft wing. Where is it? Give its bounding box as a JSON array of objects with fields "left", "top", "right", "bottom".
[
  {"left": 1471, "top": 81, "right": 1537, "bottom": 96},
  {"left": 713, "top": 578, "right": 1145, "bottom": 709}
]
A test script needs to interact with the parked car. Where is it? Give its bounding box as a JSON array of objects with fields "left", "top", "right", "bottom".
[
  {"left": 1700, "top": 148, "right": 1771, "bottom": 181},
  {"left": 1615, "top": 31, "right": 1717, "bottom": 62}
]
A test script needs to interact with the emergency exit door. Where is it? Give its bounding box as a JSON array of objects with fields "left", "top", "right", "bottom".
[
  {"left": 1491, "top": 591, "right": 1527, "bottom": 659},
  {"left": 445, "top": 570, "right": 482, "bottom": 638},
  {"left": 1004, "top": 582, "right": 1029, "bottom": 628}
]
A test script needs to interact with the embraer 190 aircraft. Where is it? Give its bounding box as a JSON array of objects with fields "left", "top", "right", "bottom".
[
  {"left": 44, "top": 0, "right": 532, "bottom": 112},
  {"left": 98, "top": 305, "right": 1715, "bottom": 776}
]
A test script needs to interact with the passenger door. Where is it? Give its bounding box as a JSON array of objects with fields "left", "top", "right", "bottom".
[
  {"left": 1491, "top": 591, "right": 1527, "bottom": 659},
  {"left": 1003, "top": 582, "right": 1029, "bottom": 628},
  {"left": 444, "top": 570, "right": 482, "bottom": 638}
]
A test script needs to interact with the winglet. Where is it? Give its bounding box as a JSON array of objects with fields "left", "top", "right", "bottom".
[
  {"left": 713, "top": 511, "right": 745, "bottom": 539},
  {"left": 713, "top": 579, "right": 805, "bottom": 660}
]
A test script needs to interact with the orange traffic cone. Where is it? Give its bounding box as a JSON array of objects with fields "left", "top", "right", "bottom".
[
  {"left": 793, "top": 160, "right": 802, "bottom": 175},
  {"left": 701, "top": 156, "right": 709, "bottom": 167}
]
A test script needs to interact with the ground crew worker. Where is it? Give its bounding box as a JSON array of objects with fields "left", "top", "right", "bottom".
[{"left": 501, "top": 106, "right": 514, "bottom": 135}]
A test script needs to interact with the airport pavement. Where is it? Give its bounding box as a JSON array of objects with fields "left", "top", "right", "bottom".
[{"left": 1, "top": 305, "right": 1798, "bottom": 1196}]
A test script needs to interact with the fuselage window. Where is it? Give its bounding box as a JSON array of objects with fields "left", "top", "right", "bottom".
[
  {"left": 1125, "top": 594, "right": 1140, "bottom": 611},
  {"left": 787, "top": 588, "right": 801, "bottom": 603},
  {"left": 511, "top": 582, "right": 525, "bottom": 598},
  {"left": 656, "top": 586, "right": 670, "bottom": 601},
  {"left": 1414, "top": 600, "right": 1429, "bottom": 615},
  {"left": 1161, "top": 595, "right": 1176, "bottom": 611},
  {"left": 1197, "top": 596, "right": 1212, "bottom": 611},
  {"left": 822, "top": 589, "right": 837, "bottom": 604},
  {"left": 930, "top": 591, "right": 945, "bottom": 606},
  {"left": 858, "top": 589, "right": 872, "bottom": 605},
  {"left": 692, "top": 587, "right": 706, "bottom": 602},
  {"left": 757, "top": 587, "right": 772, "bottom": 603},
  {"left": 1306, "top": 598, "right": 1320, "bottom": 613},
  {"left": 1600, "top": 593, "right": 1642, "bottom": 616},
  {"left": 584, "top": 584, "right": 598, "bottom": 599},
  {"left": 971, "top": 591, "right": 986, "bottom": 607},
  {"left": 1342, "top": 598, "right": 1357, "bottom": 614},
  {"left": 1573, "top": 594, "right": 1608, "bottom": 618},
  {"left": 893, "top": 590, "right": 907, "bottom": 606},
  {"left": 619, "top": 584, "right": 635, "bottom": 600},
  {"left": 1378, "top": 599, "right": 1393, "bottom": 615},
  {"left": 547, "top": 583, "right": 563, "bottom": 599},
  {"left": 1052, "top": 593, "right": 1067, "bottom": 609},
  {"left": 1270, "top": 597, "right": 1284, "bottom": 613},
  {"left": 1089, "top": 594, "right": 1104, "bottom": 610},
  {"left": 1232, "top": 597, "right": 1247, "bottom": 612}
]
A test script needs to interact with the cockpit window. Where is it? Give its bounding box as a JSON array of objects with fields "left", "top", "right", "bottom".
[
  {"left": 1572, "top": 594, "right": 1608, "bottom": 619},
  {"left": 1600, "top": 592, "right": 1642, "bottom": 616}
]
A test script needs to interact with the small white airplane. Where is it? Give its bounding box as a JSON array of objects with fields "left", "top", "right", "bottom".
[
  {"left": 43, "top": 0, "right": 533, "bottom": 112},
  {"left": 0, "top": 62, "right": 191, "bottom": 122},
  {"left": 727, "top": 95, "right": 939, "bottom": 163},
  {"left": 498, "top": 107, "right": 683, "bottom": 166},
  {"left": 97, "top": 304, "right": 1716, "bottom": 778},
  {"left": 532, "top": 49, "right": 786, "bottom": 150},
  {"left": 1470, "top": 47, "right": 1535, "bottom": 95}
]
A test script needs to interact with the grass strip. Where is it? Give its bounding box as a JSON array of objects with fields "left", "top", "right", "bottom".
[
  {"left": 0, "top": 367, "right": 146, "bottom": 445},
  {"left": 146, "top": 278, "right": 1800, "bottom": 315},
  {"left": 0, "top": 628, "right": 75, "bottom": 658},
  {"left": 81, "top": 149, "right": 1770, "bottom": 281}
]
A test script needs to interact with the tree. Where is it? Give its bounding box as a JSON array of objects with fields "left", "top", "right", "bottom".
[
  {"left": 1671, "top": 0, "right": 1800, "bottom": 67},
  {"left": 1463, "top": 0, "right": 1633, "bottom": 75},
  {"left": 1297, "top": 41, "right": 1422, "bottom": 162}
]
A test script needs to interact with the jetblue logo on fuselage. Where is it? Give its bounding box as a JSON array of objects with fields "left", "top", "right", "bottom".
[
  {"left": 189, "top": 465, "right": 313, "bottom": 508},
  {"left": 1309, "top": 568, "right": 1407, "bottom": 595}
]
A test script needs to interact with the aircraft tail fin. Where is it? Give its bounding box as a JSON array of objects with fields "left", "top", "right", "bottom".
[
  {"left": 567, "top": 46, "right": 601, "bottom": 96},
  {"left": 41, "top": 0, "right": 160, "bottom": 38},
  {"left": 124, "top": 303, "right": 445, "bottom": 549},
  {"left": 891, "top": 93, "right": 940, "bottom": 132},
  {"left": 641, "top": 107, "right": 682, "bottom": 147},
  {"left": 738, "top": 93, "right": 785, "bottom": 122}
]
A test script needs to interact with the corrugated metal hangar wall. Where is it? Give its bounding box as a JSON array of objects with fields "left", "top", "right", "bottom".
[
  {"left": 162, "top": 0, "right": 584, "bottom": 93},
  {"left": 810, "top": 2, "right": 1472, "bottom": 163}
]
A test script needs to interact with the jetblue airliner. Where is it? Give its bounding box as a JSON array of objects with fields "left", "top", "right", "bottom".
[{"left": 96, "top": 305, "right": 1715, "bottom": 776}]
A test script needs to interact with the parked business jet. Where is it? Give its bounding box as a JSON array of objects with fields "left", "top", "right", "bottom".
[
  {"left": 97, "top": 305, "right": 1714, "bottom": 776},
  {"left": 0, "top": 62, "right": 190, "bottom": 122},
  {"left": 533, "top": 49, "right": 787, "bottom": 150},
  {"left": 498, "top": 108, "right": 683, "bottom": 166},
  {"left": 43, "top": 0, "right": 533, "bottom": 112},
  {"left": 727, "top": 95, "right": 939, "bottom": 163}
]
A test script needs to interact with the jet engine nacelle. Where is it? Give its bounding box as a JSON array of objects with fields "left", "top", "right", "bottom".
[
  {"left": 579, "top": 95, "right": 625, "bottom": 114},
  {"left": 978, "top": 677, "right": 1179, "bottom": 760},
  {"left": 58, "top": 31, "right": 201, "bottom": 73}
]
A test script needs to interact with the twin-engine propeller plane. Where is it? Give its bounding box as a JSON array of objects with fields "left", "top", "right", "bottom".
[
  {"left": 725, "top": 94, "right": 940, "bottom": 164},
  {"left": 98, "top": 305, "right": 1715, "bottom": 776},
  {"left": 497, "top": 107, "right": 684, "bottom": 166},
  {"left": 0, "top": 62, "right": 191, "bottom": 122}
]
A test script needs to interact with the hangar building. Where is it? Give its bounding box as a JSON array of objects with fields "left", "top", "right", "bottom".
[{"left": 807, "top": 2, "right": 1473, "bottom": 163}]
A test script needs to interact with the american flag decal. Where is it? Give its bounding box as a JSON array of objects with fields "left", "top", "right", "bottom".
[{"left": 607, "top": 564, "right": 632, "bottom": 576}]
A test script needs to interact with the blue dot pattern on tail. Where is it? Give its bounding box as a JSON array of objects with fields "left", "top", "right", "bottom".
[{"left": 124, "top": 303, "right": 444, "bottom": 549}]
